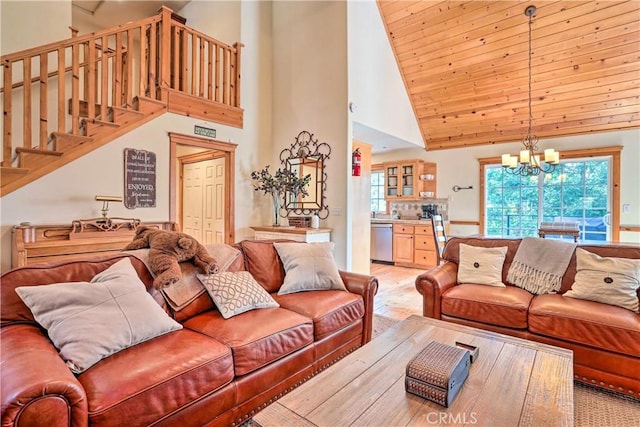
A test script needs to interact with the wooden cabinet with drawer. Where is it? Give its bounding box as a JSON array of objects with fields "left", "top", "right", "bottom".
[
  {"left": 414, "top": 225, "right": 437, "bottom": 268},
  {"left": 392, "top": 223, "right": 438, "bottom": 268}
]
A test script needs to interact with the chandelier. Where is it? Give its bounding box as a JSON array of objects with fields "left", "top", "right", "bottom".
[{"left": 502, "top": 5, "right": 559, "bottom": 176}]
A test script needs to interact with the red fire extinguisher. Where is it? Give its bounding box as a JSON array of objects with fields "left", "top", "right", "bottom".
[{"left": 352, "top": 148, "right": 361, "bottom": 177}]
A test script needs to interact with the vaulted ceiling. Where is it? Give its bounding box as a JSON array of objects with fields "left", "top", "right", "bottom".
[{"left": 377, "top": 1, "right": 640, "bottom": 151}]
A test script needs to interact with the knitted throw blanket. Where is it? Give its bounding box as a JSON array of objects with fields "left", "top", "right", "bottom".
[{"left": 507, "top": 237, "right": 577, "bottom": 295}]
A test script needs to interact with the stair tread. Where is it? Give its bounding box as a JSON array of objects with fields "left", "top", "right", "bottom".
[
  {"left": 1, "top": 166, "right": 29, "bottom": 175},
  {"left": 110, "top": 105, "right": 145, "bottom": 116},
  {"left": 15, "top": 148, "right": 64, "bottom": 156},
  {"left": 51, "top": 132, "right": 92, "bottom": 141},
  {"left": 83, "top": 119, "right": 120, "bottom": 127}
]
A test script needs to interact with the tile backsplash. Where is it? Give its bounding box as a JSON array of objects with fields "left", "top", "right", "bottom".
[{"left": 389, "top": 198, "right": 449, "bottom": 220}]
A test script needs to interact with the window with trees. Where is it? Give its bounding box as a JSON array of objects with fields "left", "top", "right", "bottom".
[{"left": 480, "top": 147, "right": 621, "bottom": 242}]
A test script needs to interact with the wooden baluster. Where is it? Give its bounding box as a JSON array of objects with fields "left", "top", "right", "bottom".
[
  {"left": 139, "top": 25, "right": 147, "bottom": 98},
  {"left": 214, "top": 43, "right": 220, "bottom": 102},
  {"left": 159, "top": 6, "right": 172, "bottom": 100},
  {"left": 199, "top": 37, "right": 205, "bottom": 97},
  {"left": 207, "top": 41, "right": 213, "bottom": 101},
  {"left": 23, "top": 57, "right": 32, "bottom": 149},
  {"left": 71, "top": 43, "right": 80, "bottom": 135},
  {"left": 126, "top": 29, "right": 133, "bottom": 103},
  {"left": 115, "top": 32, "right": 122, "bottom": 107},
  {"left": 82, "top": 42, "right": 89, "bottom": 103},
  {"left": 172, "top": 27, "right": 180, "bottom": 89},
  {"left": 100, "top": 35, "right": 108, "bottom": 119},
  {"left": 39, "top": 52, "right": 48, "bottom": 149},
  {"left": 57, "top": 47, "right": 66, "bottom": 132},
  {"left": 87, "top": 39, "right": 96, "bottom": 120},
  {"left": 234, "top": 43, "right": 242, "bottom": 108},
  {"left": 3, "top": 59, "right": 13, "bottom": 166},
  {"left": 232, "top": 44, "right": 237, "bottom": 106},
  {"left": 191, "top": 32, "right": 197, "bottom": 95},
  {"left": 148, "top": 22, "right": 157, "bottom": 99},
  {"left": 222, "top": 46, "right": 229, "bottom": 106},
  {"left": 181, "top": 28, "right": 187, "bottom": 92}
]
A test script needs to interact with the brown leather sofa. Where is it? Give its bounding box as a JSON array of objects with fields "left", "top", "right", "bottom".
[
  {"left": 1, "top": 240, "right": 378, "bottom": 427},
  {"left": 415, "top": 236, "right": 640, "bottom": 398}
]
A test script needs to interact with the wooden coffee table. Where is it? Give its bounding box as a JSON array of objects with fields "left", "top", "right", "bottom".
[{"left": 253, "top": 315, "right": 574, "bottom": 426}]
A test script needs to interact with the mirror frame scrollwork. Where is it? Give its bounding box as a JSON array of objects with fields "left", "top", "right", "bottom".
[{"left": 280, "top": 130, "right": 331, "bottom": 219}]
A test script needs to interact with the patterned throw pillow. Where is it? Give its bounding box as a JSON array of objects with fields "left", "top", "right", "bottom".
[
  {"left": 198, "top": 271, "right": 279, "bottom": 319},
  {"left": 457, "top": 243, "right": 508, "bottom": 287},
  {"left": 564, "top": 248, "right": 640, "bottom": 313}
]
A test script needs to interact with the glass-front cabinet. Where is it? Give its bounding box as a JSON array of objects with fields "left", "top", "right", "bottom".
[{"left": 384, "top": 161, "right": 422, "bottom": 200}]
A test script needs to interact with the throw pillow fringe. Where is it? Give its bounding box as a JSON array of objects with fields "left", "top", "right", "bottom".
[{"left": 507, "top": 260, "right": 562, "bottom": 294}]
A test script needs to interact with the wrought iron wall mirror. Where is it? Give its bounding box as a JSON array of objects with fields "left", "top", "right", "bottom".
[{"left": 280, "top": 130, "right": 331, "bottom": 219}]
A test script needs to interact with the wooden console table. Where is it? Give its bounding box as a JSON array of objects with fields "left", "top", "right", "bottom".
[
  {"left": 12, "top": 220, "right": 177, "bottom": 268},
  {"left": 251, "top": 226, "right": 331, "bottom": 243}
]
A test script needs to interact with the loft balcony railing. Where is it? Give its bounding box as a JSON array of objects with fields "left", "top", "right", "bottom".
[{"left": 1, "top": 6, "right": 242, "bottom": 168}]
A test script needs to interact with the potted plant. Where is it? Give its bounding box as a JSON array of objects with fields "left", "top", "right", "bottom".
[{"left": 251, "top": 165, "right": 311, "bottom": 226}]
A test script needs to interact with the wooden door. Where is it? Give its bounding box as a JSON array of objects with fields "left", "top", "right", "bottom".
[
  {"left": 202, "top": 158, "right": 225, "bottom": 244},
  {"left": 182, "top": 162, "right": 204, "bottom": 241}
]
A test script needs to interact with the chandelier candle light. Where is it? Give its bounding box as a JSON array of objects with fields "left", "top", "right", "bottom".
[{"left": 502, "top": 5, "right": 560, "bottom": 177}]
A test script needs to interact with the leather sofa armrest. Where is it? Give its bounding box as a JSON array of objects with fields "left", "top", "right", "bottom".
[
  {"left": 1, "top": 324, "right": 88, "bottom": 427},
  {"left": 415, "top": 262, "right": 458, "bottom": 319},
  {"left": 339, "top": 271, "right": 379, "bottom": 345}
]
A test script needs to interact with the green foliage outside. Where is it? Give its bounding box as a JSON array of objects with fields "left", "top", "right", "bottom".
[{"left": 485, "top": 159, "right": 609, "bottom": 240}]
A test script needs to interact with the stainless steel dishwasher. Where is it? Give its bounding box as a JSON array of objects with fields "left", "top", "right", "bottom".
[{"left": 371, "top": 223, "right": 393, "bottom": 263}]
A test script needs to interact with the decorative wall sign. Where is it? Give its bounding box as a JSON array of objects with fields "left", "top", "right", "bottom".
[
  {"left": 124, "top": 148, "right": 156, "bottom": 209},
  {"left": 194, "top": 125, "right": 216, "bottom": 138}
]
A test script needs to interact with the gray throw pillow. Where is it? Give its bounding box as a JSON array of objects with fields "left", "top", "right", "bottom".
[
  {"left": 274, "top": 242, "right": 347, "bottom": 295},
  {"left": 457, "top": 243, "right": 508, "bottom": 287},
  {"left": 564, "top": 248, "right": 640, "bottom": 313},
  {"left": 198, "top": 271, "right": 279, "bottom": 319},
  {"left": 15, "top": 258, "right": 182, "bottom": 373}
]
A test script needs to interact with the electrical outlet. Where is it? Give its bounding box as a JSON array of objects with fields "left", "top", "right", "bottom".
[
  {"left": 622, "top": 204, "right": 631, "bottom": 214},
  {"left": 330, "top": 207, "right": 342, "bottom": 216}
]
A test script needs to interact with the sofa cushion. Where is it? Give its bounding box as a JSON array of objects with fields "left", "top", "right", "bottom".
[
  {"left": 78, "top": 328, "right": 234, "bottom": 426},
  {"left": 15, "top": 258, "right": 182, "bottom": 373},
  {"left": 458, "top": 243, "right": 508, "bottom": 287},
  {"left": 239, "top": 240, "right": 287, "bottom": 292},
  {"left": 274, "top": 242, "right": 347, "bottom": 295},
  {"left": 441, "top": 284, "right": 533, "bottom": 329},
  {"left": 198, "top": 271, "right": 279, "bottom": 319},
  {"left": 183, "top": 307, "right": 314, "bottom": 376},
  {"left": 563, "top": 248, "right": 640, "bottom": 313},
  {"left": 529, "top": 294, "right": 640, "bottom": 357},
  {"left": 274, "top": 290, "right": 365, "bottom": 340}
]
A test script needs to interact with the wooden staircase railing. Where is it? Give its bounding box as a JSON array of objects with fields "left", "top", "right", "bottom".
[{"left": 0, "top": 6, "right": 242, "bottom": 196}]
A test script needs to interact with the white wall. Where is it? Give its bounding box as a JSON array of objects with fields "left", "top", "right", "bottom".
[
  {"left": 271, "top": 1, "right": 350, "bottom": 269},
  {"left": 347, "top": 0, "right": 422, "bottom": 147},
  {"left": 373, "top": 129, "right": 640, "bottom": 242},
  {"left": 1, "top": 1, "right": 71, "bottom": 53}
]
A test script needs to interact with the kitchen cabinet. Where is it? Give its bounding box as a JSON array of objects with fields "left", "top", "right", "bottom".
[
  {"left": 392, "top": 224, "right": 414, "bottom": 265},
  {"left": 383, "top": 161, "right": 437, "bottom": 200},
  {"left": 392, "top": 223, "right": 438, "bottom": 268}
]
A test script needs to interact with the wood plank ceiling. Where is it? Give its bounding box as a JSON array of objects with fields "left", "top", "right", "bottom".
[{"left": 377, "top": 1, "right": 640, "bottom": 151}]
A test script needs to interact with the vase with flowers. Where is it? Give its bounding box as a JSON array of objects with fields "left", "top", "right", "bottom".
[{"left": 251, "top": 165, "right": 311, "bottom": 226}]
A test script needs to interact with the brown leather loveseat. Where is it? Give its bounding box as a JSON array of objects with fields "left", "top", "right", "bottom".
[
  {"left": 415, "top": 236, "right": 640, "bottom": 398},
  {"left": 1, "top": 239, "right": 378, "bottom": 426}
]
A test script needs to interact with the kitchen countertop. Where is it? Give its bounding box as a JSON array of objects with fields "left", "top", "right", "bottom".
[{"left": 371, "top": 218, "right": 434, "bottom": 225}]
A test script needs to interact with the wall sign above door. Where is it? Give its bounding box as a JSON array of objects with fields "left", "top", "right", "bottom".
[
  {"left": 124, "top": 148, "right": 156, "bottom": 209},
  {"left": 194, "top": 125, "right": 216, "bottom": 138}
]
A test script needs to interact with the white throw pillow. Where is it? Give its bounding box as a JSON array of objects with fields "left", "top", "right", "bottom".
[
  {"left": 15, "top": 258, "right": 183, "bottom": 373},
  {"left": 457, "top": 244, "right": 508, "bottom": 287},
  {"left": 273, "top": 242, "right": 347, "bottom": 295},
  {"left": 564, "top": 248, "right": 640, "bottom": 313},
  {"left": 198, "top": 271, "right": 279, "bottom": 319}
]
